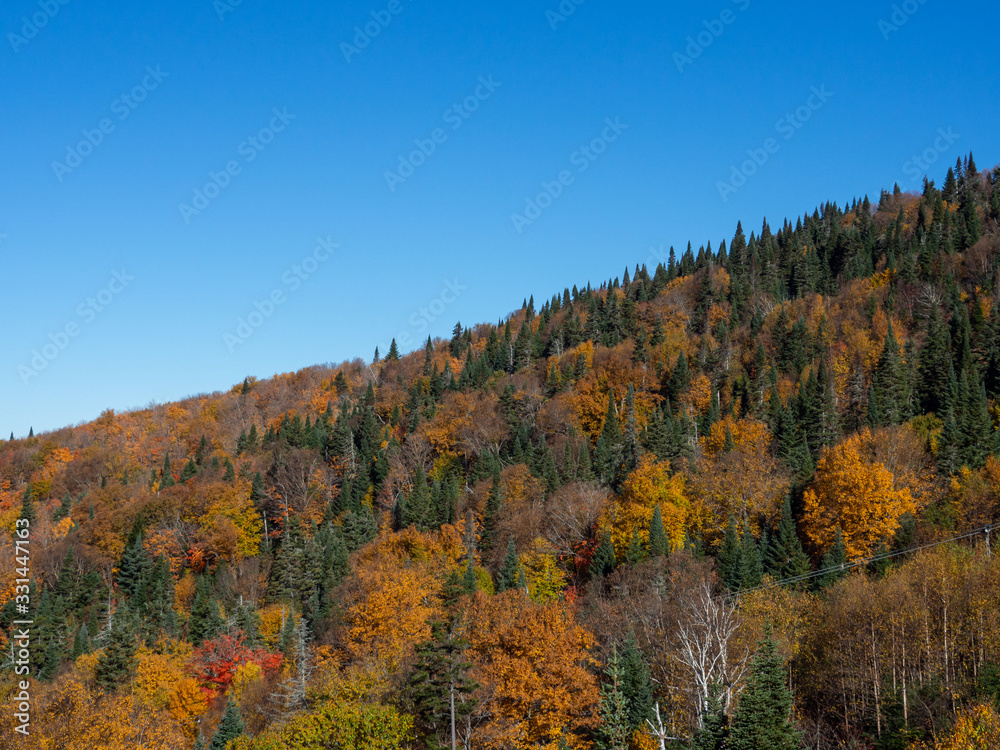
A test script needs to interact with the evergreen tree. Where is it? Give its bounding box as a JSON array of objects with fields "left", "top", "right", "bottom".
[
  {"left": 18, "top": 483, "right": 35, "bottom": 526},
  {"left": 188, "top": 576, "right": 223, "bottom": 646},
  {"left": 387, "top": 338, "right": 401, "bottom": 361},
  {"left": 160, "top": 453, "right": 175, "bottom": 488},
  {"left": 209, "top": 698, "right": 246, "bottom": 750},
  {"left": 619, "top": 631, "right": 655, "bottom": 732},
  {"left": 728, "top": 629, "right": 802, "bottom": 750},
  {"left": 716, "top": 516, "right": 741, "bottom": 591},
  {"left": 116, "top": 533, "right": 151, "bottom": 601},
  {"left": 872, "top": 321, "right": 909, "bottom": 424},
  {"left": 53, "top": 492, "right": 73, "bottom": 521},
  {"left": 766, "top": 496, "right": 810, "bottom": 583},
  {"left": 495, "top": 537, "right": 519, "bottom": 593},
  {"left": 179, "top": 459, "right": 198, "bottom": 483},
  {"left": 71, "top": 622, "right": 91, "bottom": 659},
  {"left": 815, "top": 529, "right": 847, "bottom": 589},
  {"left": 408, "top": 620, "right": 479, "bottom": 750},
  {"left": 692, "top": 682, "right": 730, "bottom": 750},
  {"left": 596, "top": 646, "right": 630, "bottom": 750},
  {"left": 738, "top": 524, "right": 764, "bottom": 590},
  {"left": 404, "top": 466, "right": 433, "bottom": 531},
  {"left": 591, "top": 534, "right": 617, "bottom": 579},
  {"left": 648, "top": 505, "right": 668, "bottom": 557},
  {"left": 95, "top": 612, "right": 138, "bottom": 691}
]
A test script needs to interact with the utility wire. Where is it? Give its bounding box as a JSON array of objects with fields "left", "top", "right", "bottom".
[{"left": 734, "top": 522, "right": 996, "bottom": 598}]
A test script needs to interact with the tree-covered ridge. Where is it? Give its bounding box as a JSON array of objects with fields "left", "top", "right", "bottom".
[{"left": 1, "top": 155, "right": 999, "bottom": 748}]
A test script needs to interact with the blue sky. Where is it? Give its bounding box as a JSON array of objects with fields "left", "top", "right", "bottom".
[{"left": 1, "top": 0, "right": 998, "bottom": 437}]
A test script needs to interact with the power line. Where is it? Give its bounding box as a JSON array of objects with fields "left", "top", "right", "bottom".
[{"left": 734, "top": 523, "right": 996, "bottom": 598}]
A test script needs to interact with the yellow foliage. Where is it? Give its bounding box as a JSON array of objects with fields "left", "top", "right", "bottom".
[
  {"left": 601, "top": 455, "right": 688, "bottom": 557},
  {"left": 50, "top": 516, "right": 74, "bottom": 542},
  {"left": 134, "top": 645, "right": 191, "bottom": 710},
  {"left": 74, "top": 651, "right": 101, "bottom": 685},
  {"left": 0, "top": 675, "right": 187, "bottom": 749},
  {"left": 520, "top": 538, "right": 565, "bottom": 603},
  {"left": 690, "top": 417, "right": 789, "bottom": 535},
  {"left": 259, "top": 603, "right": 292, "bottom": 648},
  {"left": 173, "top": 570, "right": 196, "bottom": 616},
  {"left": 198, "top": 479, "right": 262, "bottom": 561},
  {"left": 466, "top": 592, "right": 598, "bottom": 749},
  {"left": 168, "top": 677, "right": 209, "bottom": 738},
  {"left": 232, "top": 661, "right": 264, "bottom": 700},
  {"left": 345, "top": 550, "right": 441, "bottom": 672},
  {"left": 803, "top": 429, "right": 918, "bottom": 559},
  {"left": 910, "top": 701, "right": 1000, "bottom": 749}
]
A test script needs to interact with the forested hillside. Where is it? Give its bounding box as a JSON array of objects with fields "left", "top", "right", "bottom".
[{"left": 3, "top": 155, "right": 1000, "bottom": 750}]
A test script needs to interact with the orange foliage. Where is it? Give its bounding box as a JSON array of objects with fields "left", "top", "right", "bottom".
[{"left": 466, "top": 591, "right": 598, "bottom": 749}]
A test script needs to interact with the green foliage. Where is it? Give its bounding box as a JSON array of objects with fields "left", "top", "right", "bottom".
[
  {"left": 210, "top": 697, "right": 246, "bottom": 750},
  {"left": 189, "top": 575, "right": 223, "bottom": 646},
  {"left": 596, "top": 646, "right": 630, "bottom": 750},
  {"left": 728, "top": 629, "right": 802, "bottom": 750},
  {"left": 692, "top": 682, "right": 730, "bottom": 750},
  {"left": 407, "top": 620, "right": 479, "bottom": 750},
  {"left": 95, "top": 612, "right": 138, "bottom": 691},
  {"left": 495, "top": 537, "right": 520, "bottom": 593}
]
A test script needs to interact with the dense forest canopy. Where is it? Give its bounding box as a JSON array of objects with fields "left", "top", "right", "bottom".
[{"left": 3, "top": 154, "right": 1000, "bottom": 749}]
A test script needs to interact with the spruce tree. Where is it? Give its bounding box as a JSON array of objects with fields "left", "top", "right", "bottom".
[
  {"left": 591, "top": 534, "right": 617, "bottom": 579},
  {"left": 179, "top": 459, "right": 198, "bottom": 483},
  {"left": 116, "top": 534, "right": 151, "bottom": 601},
  {"left": 53, "top": 492, "right": 73, "bottom": 521},
  {"left": 408, "top": 620, "right": 479, "bottom": 750},
  {"left": 717, "top": 516, "right": 741, "bottom": 591},
  {"left": 71, "top": 622, "right": 91, "bottom": 659},
  {"left": 815, "top": 530, "right": 847, "bottom": 589},
  {"left": 495, "top": 537, "right": 519, "bottom": 593},
  {"left": 648, "top": 505, "right": 668, "bottom": 557},
  {"left": 209, "top": 697, "right": 246, "bottom": 750},
  {"left": 405, "top": 466, "right": 433, "bottom": 531},
  {"left": 728, "top": 629, "right": 802, "bottom": 750},
  {"left": 18, "top": 483, "right": 35, "bottom": 526},
  {"left": 738, "top": 524, "right": 764, "bottom": 590},
  {"left": 188, "top": 576, "right": 223, "bottom": 646},
  {"left": 619, "top": 631, "right": 655, "bottom": 732},
  {"left": 692, "top": 682, "right": 730, "bottom": 750},
  {"left": 596, "top": 646, "right": 630, "bottom": 750},
  {"left": 95, "top": 612, "right": 138, "bottom": 691},
  {"left": 766, "top": 496, "right": 810, "bottom": 583}
]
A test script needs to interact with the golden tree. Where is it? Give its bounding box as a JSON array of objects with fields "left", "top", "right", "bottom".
[{"left": 803, "top": 430, "right": 918, "bottom": 559}]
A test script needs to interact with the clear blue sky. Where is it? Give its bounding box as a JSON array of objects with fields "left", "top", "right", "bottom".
[{"left": 2, "top": 0, "right": 998, "bottom": 437}]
